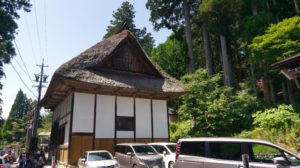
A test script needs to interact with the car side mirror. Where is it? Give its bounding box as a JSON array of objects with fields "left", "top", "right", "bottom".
[
  {"left": 163, "top": 151, "right": 167, "bottom": 156},
  {"left": 273, "top": 157, "right": 288, "bottom": 166},
  {"left": 126, "top": 152, "right": 134, "bottom": 156},
  {"left": 80, "top": 158, "right": 86, "bottom": 163}
]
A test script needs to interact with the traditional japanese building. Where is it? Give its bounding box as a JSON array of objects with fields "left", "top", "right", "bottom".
[{"left": 41, "top": 30, "right": 188, "bottom": 165}]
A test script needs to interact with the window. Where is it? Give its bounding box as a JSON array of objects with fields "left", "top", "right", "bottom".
[
  {"left": 116, "top": 116, "right": 135, "bottom": 131},
  {"left": 249, "top": 143, "right": 282, "bottom": 163},
  {"left": 152, "top": 145, "right": 169, "bottom": 154},
  {"left": 132, "top": 145, "right": 157, "bottom": 156},
  {"left": 88, "top": 152, "right": 112, "bottom": 161},
  {"left": 180, "top": 141, "right": 205, "bottom": 157},
  {"left": 209, "top": 142, "right": 242, "bottom": 161},
  {"left": 166, "top": 144, "right": 176, "bottom": 153},
  {"left": 58, "top": 125, "right": 65, "bottom": 145},
  {"left": 116, "top": 145, "right": 125, "bottom": 154}
]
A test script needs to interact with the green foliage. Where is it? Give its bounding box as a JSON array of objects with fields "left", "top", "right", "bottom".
[
  {"left": 104, "top": 1, "right": 154, "bottom": 54},
  {"left": 238, "top": 105, "right": 300, "bottom": 152},
  {"left": 169, "top": 120, "right": 191, "bottom": 142},
  {"left": 253, "top": 105, "right": 300, "bottom": 130},
  {"left": 0, "top": 1, "right": 31, "bottom": 114},
  {"left": 1, "top": 90, "right": 34, "bottom": 147},
  {"left": 38, "top": 110, "right": 52, "bottom": 133},
  {"left": 249, "top": 16, "right": 300, "bottom": 64},
  {"left": 179, "top": 69, "right": 261, "bottom": 137},
  {"left": 151, "top": 37, "right": 187, "bottom": 79},
  {"left": 146, "top": 0, "right": 200, "bottom": 32}
]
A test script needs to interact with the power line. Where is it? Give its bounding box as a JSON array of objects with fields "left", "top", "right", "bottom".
[
  {"left": 22, "top": 11, "right": 38, "bottom": 64},
  {"left": 10, "top": 63, "right": 37, "bottom": 98},
  {"left": 44, "top": 0, "right": 48, "bottom": 61},
  {"left": 13, "top": 39, "right": 33, "bottom": 82},
  {"left": 33, "top": 0, "right": 43, "bottom": 59}
]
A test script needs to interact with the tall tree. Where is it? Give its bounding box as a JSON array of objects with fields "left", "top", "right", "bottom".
[
  {"left": 151, "top": 36, "right": 188, "bottom": 79},
  {"left": 200, "top": 0, "right": 241, "bottom": 87},
  {"left": 146, "top": 0, "right": 200, "bottom": 73},
  {"left": 1, "top": 90, "right": 33, "bottom": 144},
  {"left": 104, "top": 1, "right": 154, "bottom": 54},
  {"left": 0, "top": 0, "right": 31, "bottom": 119}
]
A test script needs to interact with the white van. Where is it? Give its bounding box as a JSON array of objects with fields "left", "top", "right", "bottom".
[
  {"left": 149, "top": 142, "right": 176, "bottom": 168},
  {"left": 175, "top": 137, "right": 300, "bottom": 168}
]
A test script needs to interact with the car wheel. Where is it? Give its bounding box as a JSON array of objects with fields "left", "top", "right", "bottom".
[{"left": 169, "top": 161, "right": 174, "bottom": 168}]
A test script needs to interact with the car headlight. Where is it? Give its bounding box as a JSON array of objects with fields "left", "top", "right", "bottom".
[{"left": 139, "top": 159, "right": 147, "bottom": 165}]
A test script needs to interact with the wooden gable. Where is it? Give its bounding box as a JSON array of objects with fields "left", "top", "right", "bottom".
[{"left": 90, "top": 41, "right": 161, "bottom": 77}]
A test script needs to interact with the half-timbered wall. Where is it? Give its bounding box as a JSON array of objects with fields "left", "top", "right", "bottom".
[{"left": 67, "top": 92, "right": 169, "bottom": 164}]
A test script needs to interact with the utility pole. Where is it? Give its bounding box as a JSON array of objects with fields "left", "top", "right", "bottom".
[{"left": 30, "top": 59, "right": 48, "bottom": 153}]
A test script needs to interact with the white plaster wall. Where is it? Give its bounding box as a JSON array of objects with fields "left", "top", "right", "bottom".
[
  {"left": 67, "top": 94, "right": 72, "bottom": 113},
  {"left": 117, "top": 131, "right": 134, "bottom": 138},
  {"left": 135, "top": 98, "right": 151, "bottom": 138},
  {"left": 72, "top": 92, "right": 95, "bottom": 133},
  {"left": 117, "top": 96, "right": 133, "bottom": 116},
  {"left": 95, "top": 95, "right": 115, "bottom": 138},
  {"left": 152, "top": 100, "right": 168, "bottom": 138}
]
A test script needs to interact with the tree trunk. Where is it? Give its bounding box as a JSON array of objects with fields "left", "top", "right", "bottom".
[
  {"left": 202, "top": 19, "right": 214, "bottom": 76},
  {"left": 250, "top": 63, "right": 257, "bottom": 95},
  {"left": 269, "top": 79, "right": 276, "bottom": 106},
  {"left": 293, "top": 0, "right": 300, "bottom": 14},
  {"left": 220, "top": 34, "right": 234, "bottom": 87},
  {"left": 272, "top": 0, "right": 279, "bottom": 22},
  {"left": 250, "top": 1, "right": 258, "bottom": 95},
  {"left": 286, "top": 79, "right": 295, "bottom": 104},
  {"left": 183, "top": 0, "right": 195, "bottom": 73},
  {"left": 263, "top": 66, "right": 272, "bottom": 106}
]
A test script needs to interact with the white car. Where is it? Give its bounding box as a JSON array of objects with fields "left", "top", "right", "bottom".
[
  {"left": 149, "top": 142, "right": 176, "bottom": 168},
  {"left": 78, "top": 150, "right": 119, "bottom": 168},
  {"left": 0, "top": 156, "right": 11, "bottom": 168}
]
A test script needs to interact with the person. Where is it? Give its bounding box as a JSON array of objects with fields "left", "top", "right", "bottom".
[
  {"left": 36, "top": 150, "right": 45, "bottom": 168},
  {"left": 24, "top": 152, "right": 33, "bottom": 168},
  {"left": 18, "top": 153, "right": 25, "bottom": 168}
]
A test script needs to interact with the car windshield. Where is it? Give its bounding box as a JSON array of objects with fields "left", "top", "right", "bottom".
[
  {"left": 88, "top": 152, "right": 112, "bottom": 161},
  {"left": 133, "top": 145, "right": 157, "bottom": 156},
  {"left": 166, "top": 144, "right": 176, "bottom": 153}
]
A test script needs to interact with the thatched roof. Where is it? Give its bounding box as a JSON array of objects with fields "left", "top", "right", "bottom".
[{"left": 42, "top": 30, "right": 188, "bottom": 109}]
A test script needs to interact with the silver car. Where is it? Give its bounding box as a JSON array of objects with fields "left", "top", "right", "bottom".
[
  {"left": 174, "top": 137, "right": 300, "bottom": 168},
  {"left": 115, "top": 143, "right": 164, "bottom": 168},
  {"left": 78, "top": 150, "right": 120, "bottom": 168}
]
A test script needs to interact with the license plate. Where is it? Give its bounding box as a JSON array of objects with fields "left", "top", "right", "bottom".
[{"left": 153, "top": 166, "right": 159, "bottom": 168}]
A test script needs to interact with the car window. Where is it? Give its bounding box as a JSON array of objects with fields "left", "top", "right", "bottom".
[
  {"left": 80, "top": 153, "right": 87, "bottom": 159},
  {"left": 116, "top": 146, "right": 125, "bottom": 154},
  {"left": 152, "top": 145, "right": 169, "bottom": 154},
  {"left": 209, "top": 142, "right": 242, "bottom": 161},
  {"left": 180, "top": 141, "right": 205, "bottom": 157},
  {"left": 166, "top": 144, "right": 176, "bottom": 153},
  {"left": 124, "top": 146, "right": 133, "bottom": 154},
  {"left": 88, "top": 152, "right": 112, "bottom": 161},
  {"left": 249, "top": 143, "right": 282, "bottom": 163},
  {"left": 133, "top": 145, "right": 157, "bottom": 156},
  {"left": 0, "top": 158, "right": 2, "bottom": 164},
  {"left": 284, "top": 152, "right": 300, "bottom": 166}
]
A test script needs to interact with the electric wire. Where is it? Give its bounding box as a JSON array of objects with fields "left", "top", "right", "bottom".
[
  {"left": 33, "top": 0, "right": 43, "bottom": 59},
  {"left": 10, "top": 63, "right": 37, "bottom": 98},
  {"left": 44, "top": 0, "right": 48, "bottom": 61},
  {"left": 22, "top": 11, "right": 38, "bottom": 64},
  {"left": 13, "top": 39, "right": 33, "bottom": 82}
]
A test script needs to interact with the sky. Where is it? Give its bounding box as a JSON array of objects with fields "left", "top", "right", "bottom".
[{"left": 1, "top": 0, "right": 171, "bottom": 119}]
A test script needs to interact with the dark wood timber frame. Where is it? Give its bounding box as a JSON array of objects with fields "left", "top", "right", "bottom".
[
  {"left": 93, "top": 94, "right": 97, "bottom": 149},
  {"left": 68, "top": 93, "right": 74, "bottom": 162},
  {"left": 150, "top": 99, "right": 154, "bottom": 142}
]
